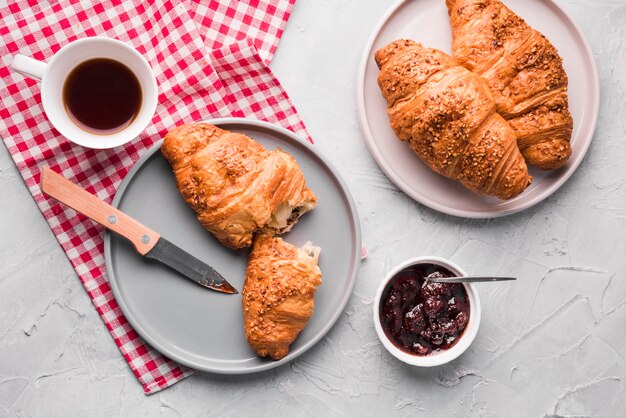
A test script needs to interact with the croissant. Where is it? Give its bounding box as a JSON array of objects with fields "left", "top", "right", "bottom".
[
  {"left": 375, "top": 39, "right": 531, "bottom": 200},
  {"left": 242, "top": 235, "right": 322, "bottom": 360},
  {"left": 446, "top": 0, "right": 573, "bottom": 170},
  {"left": 161, "top": 123, "right": 317, "bottom": 249}
]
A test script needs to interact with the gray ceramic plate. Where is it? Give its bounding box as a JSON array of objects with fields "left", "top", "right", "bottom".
[
  {"left": 357, "top": 0, "right": 599, "bottom": 218},
  {"left": 104, "top": 118, "right": 361, "bottom": 374}
]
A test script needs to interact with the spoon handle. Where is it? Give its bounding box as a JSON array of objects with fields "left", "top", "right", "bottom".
[{"left": 427, "top": 276, "right": 517, "bottom": 283}]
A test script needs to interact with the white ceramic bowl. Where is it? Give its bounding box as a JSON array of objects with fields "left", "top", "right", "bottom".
[{"left": 373, "top": 256, "right": 481, "bottom": 367}]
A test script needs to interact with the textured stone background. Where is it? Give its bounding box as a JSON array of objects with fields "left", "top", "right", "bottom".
[{"left": 1, "top": 0, "right": 625, "bottom": 416}]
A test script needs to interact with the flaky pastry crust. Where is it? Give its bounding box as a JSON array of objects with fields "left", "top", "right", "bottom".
[
  {"left": 242, "top": 235, "right": 322, "bottom": 360},
  {"left": 447, "top": 0, "right": 573, "bottom": 169},
  {"left": 161, "top": 123, "right": 317, "bottom": 249},
  {"left": 375, "top": 39, "right": 532, "bottom": 200}
]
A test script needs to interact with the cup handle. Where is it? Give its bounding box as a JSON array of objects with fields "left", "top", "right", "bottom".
[{"left": 11, "top": 54, "right": 47, "bottom": 81}]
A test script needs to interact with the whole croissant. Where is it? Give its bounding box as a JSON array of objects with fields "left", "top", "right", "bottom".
[
  {"left": 161, "top": 123, "right": 317, "bottom": 249},
  {"left": 243, "top": 235, "right": 322, "bottom": 360},
  {"left": 447, "top": 0, "right": 573, "bottom": 170},
  {"left": 375, "top": 39, "right": 531, "bottom": 200}
]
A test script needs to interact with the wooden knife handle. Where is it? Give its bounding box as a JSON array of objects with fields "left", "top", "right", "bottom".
[{"left": 40, "top": 166, "right": 160, "bottom": 255}]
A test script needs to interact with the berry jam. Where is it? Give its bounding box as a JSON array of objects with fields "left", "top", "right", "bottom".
[{"left": 379, "top": 263, "right": 470, "bottom": 356}]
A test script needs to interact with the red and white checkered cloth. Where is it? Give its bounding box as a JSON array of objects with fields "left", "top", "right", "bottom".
[{"left": 0, "top": 0, "right": 310, "bottom": 394}]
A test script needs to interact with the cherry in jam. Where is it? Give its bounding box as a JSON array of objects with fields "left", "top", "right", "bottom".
[{"left": 379, "top": 263, "right": 470, "bottom": 356}]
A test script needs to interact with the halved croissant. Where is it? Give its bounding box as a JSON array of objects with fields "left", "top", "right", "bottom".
[
  {"left": 161, "top": 123, "right": 317, "bottom": 249},
  {"left": 375, "top": 39, "right": 532, "bottom": 200},
  {"left": 446, "top": 0, "right": 573, "bottom": 170},
  {"left": 243, "top": 235, "right": 322, "bottom": 360}
]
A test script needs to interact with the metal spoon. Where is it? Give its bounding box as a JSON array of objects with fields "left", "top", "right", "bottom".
[{"left": 426, "top": 276, "right": 516, "bottom": 283}]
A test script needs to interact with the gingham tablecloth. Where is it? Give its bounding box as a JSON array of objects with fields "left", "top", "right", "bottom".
[{"left": 0, "top": 0, "right": 310, "bottom": 394}]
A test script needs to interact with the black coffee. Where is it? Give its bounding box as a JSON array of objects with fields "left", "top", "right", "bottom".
[{"left": 63, "top": 58, "right": 142, "bottom": 134}]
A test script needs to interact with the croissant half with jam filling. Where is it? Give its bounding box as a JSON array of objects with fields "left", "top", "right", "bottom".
[
  {"left": 375, "top": 39, "right": 532, "bottom": 200},
  {"left": 161, "top": 123, "right": 317, "bottom": 249},
  {"left": 446, "top": 0, "right": 573, "bottom": 170}
]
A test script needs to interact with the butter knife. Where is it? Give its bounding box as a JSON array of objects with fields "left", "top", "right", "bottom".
[{"left": 40, "top": 167, "right": 237, "bottom": 294}]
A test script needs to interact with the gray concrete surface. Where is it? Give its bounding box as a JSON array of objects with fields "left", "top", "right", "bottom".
[{"left": 1, "top": 0, "right": 625, "bottom": 416}]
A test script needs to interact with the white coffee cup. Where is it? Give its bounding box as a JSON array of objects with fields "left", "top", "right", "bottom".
[{"left": 11, "top": 37, "right": 158, "bottom": 149}]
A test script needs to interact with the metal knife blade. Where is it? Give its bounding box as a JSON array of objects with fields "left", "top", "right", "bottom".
[{"left": 144, "top": 237, "right": 238, "bottom": 294}]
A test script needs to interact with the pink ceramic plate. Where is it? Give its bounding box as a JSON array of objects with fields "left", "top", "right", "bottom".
[{"left": 357, "top": 0, "right": 599, "bottom": 218}]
